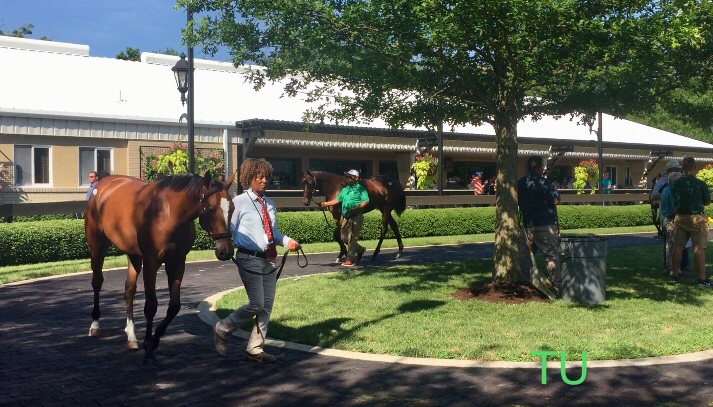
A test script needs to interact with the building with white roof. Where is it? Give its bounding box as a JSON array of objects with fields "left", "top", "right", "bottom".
[{"left": 1, "top": 36, "right": 712, "bottom": 203}]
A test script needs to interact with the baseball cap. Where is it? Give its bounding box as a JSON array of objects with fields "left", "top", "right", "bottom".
[
  {"left": 344, "top": 169, "right": 360, "bottom": 177},
  {"left": 527, "top": 155, "right": 543, "bottom": 169},
  {"left": 473, "top": 172, "right": 483, "bottom": 177},
  {"left": 664, "top": 159, "right": 681, "bottom": 171}
]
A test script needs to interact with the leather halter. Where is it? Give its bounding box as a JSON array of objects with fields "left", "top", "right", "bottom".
[
  {"left": 199, "top": 186, "right": 232, "bottom": 241},
  {"left": 303, "top": 176, "right": 318, "bottom": 205}
]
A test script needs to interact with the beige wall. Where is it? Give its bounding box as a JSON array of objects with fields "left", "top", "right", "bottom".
[
  {"left": 0, "top": 134, "right": 129, "bottom": 202},
  {"left": 3, "top": 128, "right": 713, "bottom": 204}
]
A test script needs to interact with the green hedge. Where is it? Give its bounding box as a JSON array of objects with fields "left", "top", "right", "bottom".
[
  {"left": 0, "top": 214, "right": 79, "bottom": 223},
  {"left": 0, "top": 204, "right": 694, "bottom": 267}
]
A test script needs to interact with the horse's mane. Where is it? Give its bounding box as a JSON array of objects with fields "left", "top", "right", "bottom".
[{"left": 154, "top": 174, "right": 204, "bottom": 196}]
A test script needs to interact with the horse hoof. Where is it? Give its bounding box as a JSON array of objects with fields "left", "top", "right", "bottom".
[
  {"left": 88, "top": 328, "right": 101, "bottom": 336},
  {"left": 126, "top": 341, "right": 140, "bottom": 351},
  {"left": 142, "top": 355, "right": 158, "bottom": 369}
]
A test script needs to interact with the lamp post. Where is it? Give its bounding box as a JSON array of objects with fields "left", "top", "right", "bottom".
[
  {"left": 595, "top": 80, "right": 604, "bottom": 204},
  {"left": 171, "top": 9, "right": 195, "bottom": 174}
]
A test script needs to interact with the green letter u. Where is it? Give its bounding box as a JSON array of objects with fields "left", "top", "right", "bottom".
[{"left": 560, "top": 351, "right": 587, "bottom": 385}]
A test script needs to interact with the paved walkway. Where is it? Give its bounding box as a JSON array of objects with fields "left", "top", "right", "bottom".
[{"left": 1, "top": 233, "right": 711, "bottom": 406}]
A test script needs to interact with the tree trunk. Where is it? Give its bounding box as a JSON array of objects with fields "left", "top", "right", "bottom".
[{"left": 492, "top": 102, "right": 522, "bottom": 284}]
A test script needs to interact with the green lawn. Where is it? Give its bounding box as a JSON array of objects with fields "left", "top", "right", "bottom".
[
  {"left": 0, "top": 225, "right": 656, "bottom": 285},
  {"left": 216, "top": 242, "right": 713, "bottom": 362}
]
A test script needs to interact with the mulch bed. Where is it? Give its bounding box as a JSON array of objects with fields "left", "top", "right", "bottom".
[{"left": 451, "top": 282, "right": 552, "bottom": 304}]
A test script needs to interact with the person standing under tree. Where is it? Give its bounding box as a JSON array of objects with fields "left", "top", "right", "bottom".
[
  {"left": 651, "top": 160, "right": 682, "bottom": 238},
  {"left": 320, "top": 169, "right": 370, "bottom": 267},
  {"left": 212, "top": 158, "right": 301, "bottom": 362},
  {"left": 517, "top": 156, "right": 561, "bottom": 292},
  {"left": 659, "top": 171, "right": 691, "bottom": 277},
  {"left": 669, "top": 157, "right": 712, "bottom": 287}
]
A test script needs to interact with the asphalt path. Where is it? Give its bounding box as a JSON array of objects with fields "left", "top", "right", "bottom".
[{"left": 2, "top": 232, "right": 712, "bottom": 406}]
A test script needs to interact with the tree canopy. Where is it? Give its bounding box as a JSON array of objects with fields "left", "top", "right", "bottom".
[
  {"left": 628, "top": 82, "right": 713, "bottom": 143},
  {"left": 116, "top": 47, "right": 181, "bottom": 61},
  {"left": 180, "top": 0, "right": 713, "bottom": 282},
  {"left": 0, "top": 23, "right": 51, "bottom": 40},
  {"left": 116, "top": 47, "right": 141, "bottom": 61}
]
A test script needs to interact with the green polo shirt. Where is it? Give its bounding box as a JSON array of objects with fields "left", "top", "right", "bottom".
[
  {"left": 337, "top": 183, "right": 369, "bottom": 213},
  {"left": 671, "top": 175, "right": 711, "bottom": 215}
]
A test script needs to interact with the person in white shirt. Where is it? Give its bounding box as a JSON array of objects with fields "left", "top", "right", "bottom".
[{"left": 212, "top": 158, "right": 300, "bottom": 363}]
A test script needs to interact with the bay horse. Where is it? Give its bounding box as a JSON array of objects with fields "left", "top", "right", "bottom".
[
  {"left": 301, "top": 170, "right": 406, "bottom": 261},
  {"left": 84, "top": 171, "right": 235, "bottom": 367}
]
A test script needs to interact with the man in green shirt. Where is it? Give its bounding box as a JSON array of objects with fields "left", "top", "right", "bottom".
[
  {"left": 670, "top": 157, "right": 712, "bottom": 287},
  {"left": 321, "top": 169, "right": 370, "bottom": 266}
]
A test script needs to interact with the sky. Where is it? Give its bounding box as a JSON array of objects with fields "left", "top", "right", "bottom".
[{"left": 0, "top": 0, "right": 231, "bottom": 61}]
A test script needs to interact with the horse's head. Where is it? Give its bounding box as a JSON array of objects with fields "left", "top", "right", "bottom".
[
  {"left": 301, "top": 170, "right": 317, "bottom": 206},
  {"left": 198, "top": 171, "right": 236, "bottom": 261}
]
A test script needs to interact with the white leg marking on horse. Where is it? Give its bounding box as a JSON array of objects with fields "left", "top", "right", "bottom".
[
  {"left": 88, "top": 320, "right": 101, "bottom": 336},
  {"left": 220, "top": 197, "right": 230, "bottom": 229},
  {"left": 124, "top": 318, "right": 137, "bottom": 342}
]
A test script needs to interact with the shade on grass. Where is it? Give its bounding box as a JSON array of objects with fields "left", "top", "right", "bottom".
[
  {"left": 216, "top": 245, "right": 713, "bottom": 362},
  {"left": 0, "top": 225, "right": 655, "bottom": 285}
]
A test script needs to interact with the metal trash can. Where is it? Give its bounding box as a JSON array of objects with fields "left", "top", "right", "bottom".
[{"left": 559, "top": 236, "right": 608, "bottom": 304}]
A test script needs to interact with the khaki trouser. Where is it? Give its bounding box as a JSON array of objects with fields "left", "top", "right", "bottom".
[
  {"left": 519, "top": 225, "right": 561, "bottom": 290},
  {"left": 340, "top": 213, "right": 364, "bottom": 261}
]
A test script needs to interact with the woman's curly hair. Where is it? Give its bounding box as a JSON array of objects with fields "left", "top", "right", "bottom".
[{"left": 239, "top": 158, "right": 273, "bottom": 189}]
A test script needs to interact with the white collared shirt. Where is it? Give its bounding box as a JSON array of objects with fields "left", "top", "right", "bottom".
[{"left": 230, "top": 189, "right": 292, "bottom": 252}]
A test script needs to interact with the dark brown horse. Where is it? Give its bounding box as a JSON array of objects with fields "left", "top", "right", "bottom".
[
  {"left": 85, "top": 172, "right": 235, "bottom": 367},
  {"left": 301, "top": 170, "right": 406, "bottom": 261}
]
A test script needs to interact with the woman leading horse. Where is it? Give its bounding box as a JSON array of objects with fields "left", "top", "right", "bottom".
[
  {"left": 85, "top": 171, "right": 235, "bottom": 367},
  {"left": 301, "top": 170, "right": 406, "bottom": 261}
]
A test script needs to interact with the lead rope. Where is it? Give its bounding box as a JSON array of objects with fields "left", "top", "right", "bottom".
[
  {"left": 275, "top": 247, "right": 308, "bottom": 280},
  {"left": 313, "top": 200, "right": 335, "bottom": 229}
]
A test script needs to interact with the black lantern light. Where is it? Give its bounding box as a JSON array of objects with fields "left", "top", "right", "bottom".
[{"left": 171, "top": 53, "right": 189, "bottom": 106}]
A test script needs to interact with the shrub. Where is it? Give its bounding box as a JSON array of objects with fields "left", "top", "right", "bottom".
[
  {"left": 697, "top": 164, "right": 713, "bottom": 191},
  {"left": 0, "top": 204, "right": 676, "bottom": 267}
]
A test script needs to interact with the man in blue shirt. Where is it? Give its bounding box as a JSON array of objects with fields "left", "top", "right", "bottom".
[
  {"left": 518, "top": 156, "right": 561, "bottom": 291},
  {"left": 86, "top": 171, "right": 99, "bottom": 201}
]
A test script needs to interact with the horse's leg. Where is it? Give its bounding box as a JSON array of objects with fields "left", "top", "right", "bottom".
[
  {"left": 143, "top": 255, "right": 186, "bottom": 367},
  {"left": 88, "top": 232, "right": 110, "bottom": 337},
  {"left": 141, "top": 259, "right": 160, "bottom": 367},
  {"left": 334, "top": 225, "right": 347, "bottom": 262},
  {"left": 124, "top": 255, "right": 142, "bottom": 351},
  {"left": 389, "top": 214, "right": 405, "bottom": 259},
  {"left": 370, "top": 211, "right": 391, "bottom": 261}
]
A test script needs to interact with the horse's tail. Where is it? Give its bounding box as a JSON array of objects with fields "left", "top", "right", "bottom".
[{"left": 395, "top": 190, "right": 406, "bottom": 216}]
